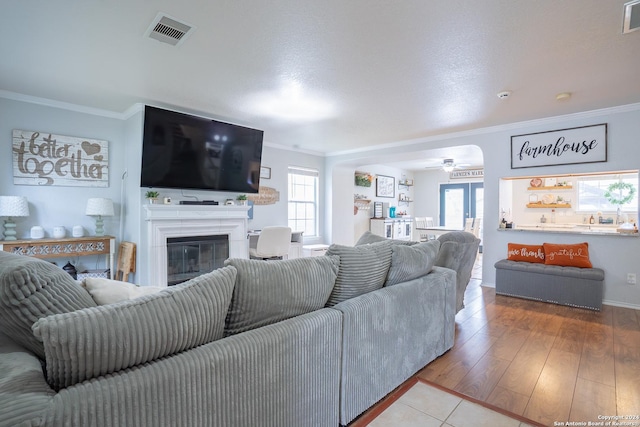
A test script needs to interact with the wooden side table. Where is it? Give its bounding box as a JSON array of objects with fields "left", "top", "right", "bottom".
[{"left": 0, "top": 236, "right": 115, "bottom": 277}]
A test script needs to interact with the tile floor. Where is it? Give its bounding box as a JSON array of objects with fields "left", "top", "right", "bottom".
[{"left": 367, "top": 381, "right": 537, "bottom": 427}]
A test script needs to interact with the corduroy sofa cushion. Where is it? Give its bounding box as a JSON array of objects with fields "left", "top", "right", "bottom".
[
  {"left": 223, "top": 256, "right": 340, "bottom": 336},
  {"left": 325, "top": 241, "right": 392, "bottom": 306},
  {"left": 0, "top": 251, "right": 97, "bottom": 359},
  {"left": 32, "top": 266, "right": 237, "bottom": 390},
  {"left": 385, "top": 240, "right": 441, "bottom": 286},
  {"left": 355, "top": 231, "right": 417, "bottom": 246}
]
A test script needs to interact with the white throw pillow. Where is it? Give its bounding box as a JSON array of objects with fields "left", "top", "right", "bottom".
[{"left": 81, "top": 277, "right": 163, "bottom": 305}]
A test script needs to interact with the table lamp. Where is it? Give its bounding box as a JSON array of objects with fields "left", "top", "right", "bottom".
[
  {"left": 85, "top": 198, "right": 114, "bottom": 236},
  {"left": 0, "top": 196, "right": 30, "bottom": 241}
]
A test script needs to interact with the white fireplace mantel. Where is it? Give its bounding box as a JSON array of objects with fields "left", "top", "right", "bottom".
[{"left": 143, "top": 204, "right": 250, "bottom": 287}]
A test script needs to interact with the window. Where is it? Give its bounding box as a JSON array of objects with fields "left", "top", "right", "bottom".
[
  {"left": 577, "top": 173, "right": 638, "bottom": 213},
  {"left": 288, "top": 167, "right": 319, "bottom": 237}
]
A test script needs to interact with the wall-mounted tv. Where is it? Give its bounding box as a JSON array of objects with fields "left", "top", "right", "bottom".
[{"left": 141, "top": 106, "right": 263, "bottom": 193}]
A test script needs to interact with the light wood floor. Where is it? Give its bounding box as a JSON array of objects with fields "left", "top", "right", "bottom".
[{"left": 416, "top": 278, "right": 640, "bottom": 426}]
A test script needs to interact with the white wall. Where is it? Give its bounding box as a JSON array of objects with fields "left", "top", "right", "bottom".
[
  {"left": 0, "top": 97, "right": 125, "bottom": 272},
  {"left": 249, "top": 145, "right": 326, "bottom": 245},
  {"left": 351, "top": 165, "right": 414, "bottom": 243},
  {"left": 327, "top": 104, "right": 640, "bottom": 309},
  {"left": 1, "top": 97, "right": 327, "bottom": 283}
]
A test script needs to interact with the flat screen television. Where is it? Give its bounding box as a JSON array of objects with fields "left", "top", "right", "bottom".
[{"left": 141, "top": 106, "right": 263, "bottom": 193}]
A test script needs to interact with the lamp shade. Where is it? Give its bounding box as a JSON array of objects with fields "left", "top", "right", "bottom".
[
  {"left": 0, "top": 196, "right": 30, "bottom": 217},
  {"left": 85, "top": 198, "right": 114, "bottom": 216}
]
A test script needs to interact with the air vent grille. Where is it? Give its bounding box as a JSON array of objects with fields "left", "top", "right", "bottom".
[
  {"left": 145, "top": 13, "right": 194, "bottom": 46},
  {"left": 623, "top": 0, "right": 640, "bottom": 34}
]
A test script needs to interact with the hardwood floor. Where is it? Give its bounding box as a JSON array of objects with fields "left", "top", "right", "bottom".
[{"left": 416, "top": 278, "right": 640, "bottom": 426}]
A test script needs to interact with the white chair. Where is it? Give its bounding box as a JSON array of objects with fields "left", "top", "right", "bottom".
[
  {"left": 415, "top": 217, "right": 435, "bottom": 241},
  {"left": 249, "top": 226, "right": 292, "bottom": 260},
  {"left": 464, "top": 218, "right": 474, "bottom": 233},
  {"left": 471, "top": 217, "right": 482, "bottom": 239}
]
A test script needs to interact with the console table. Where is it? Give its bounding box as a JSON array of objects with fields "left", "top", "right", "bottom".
[{"left": 0, "top": 236, "right": 115, "bottom": 277}]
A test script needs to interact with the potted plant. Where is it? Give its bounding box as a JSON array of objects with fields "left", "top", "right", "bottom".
[
  {"left": 236, "top": 194, "right": 248, "bottom": 206},
  {"left": 145, "top": 190, "right": 160, "bottom": 204}
]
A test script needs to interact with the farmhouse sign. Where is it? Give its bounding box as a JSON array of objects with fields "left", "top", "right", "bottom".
[
  {"left": 12, "top": 130, "right": 109, "bottom": 187},
  {"left": 510, "top": 124, "right": 607, "bottom": 169},
  {"left": 450, "top": 169, "right": 484, "bottom": 179}
]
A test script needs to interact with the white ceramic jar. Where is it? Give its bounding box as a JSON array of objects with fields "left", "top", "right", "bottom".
[
  {"left": 52, "top": 226, "right": 66, "bottom": 239},
  {"left": 30, "top": 226, "right": 45, "bottom": 239},
  {"left": 72, "top": 225, "right": 84, "bottom": 237}
]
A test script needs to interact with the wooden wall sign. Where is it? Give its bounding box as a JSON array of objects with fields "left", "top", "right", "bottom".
[
  {"left": 510, "top": 123, "right": 607, "bottom": 169},
  {"left": 12, "top": 130, "right": 109, "bottom": 187}
]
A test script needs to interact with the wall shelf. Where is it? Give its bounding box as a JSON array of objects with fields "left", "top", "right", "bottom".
[
  {"left": 526, "top": 203, "right": 572, "bottom": 208},
  {"left": 528, "top": 186, "right": 573, "bottom": 191},
  {"left": 354, "top": 199, "right": 371, "bottom": 210}
]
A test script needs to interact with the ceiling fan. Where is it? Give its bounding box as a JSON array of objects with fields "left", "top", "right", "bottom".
[{"left": 441, "top": 158, "right": 470, "bottom": 172}]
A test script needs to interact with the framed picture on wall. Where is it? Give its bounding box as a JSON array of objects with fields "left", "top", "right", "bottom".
[
  {"left": 260, "top": 166, "right": 271, "bottom": 179},
  {"left": 376, "top": 175, "right": 395, "bottom": 198}
]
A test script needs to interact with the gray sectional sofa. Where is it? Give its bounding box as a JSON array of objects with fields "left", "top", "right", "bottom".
[{"left": 0, "top": 234, "right": 461, "bottom": 427}]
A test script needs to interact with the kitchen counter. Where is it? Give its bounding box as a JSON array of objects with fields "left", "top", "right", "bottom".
[{"left": 498, "top": 223, "right": 638, "bottom": 236}]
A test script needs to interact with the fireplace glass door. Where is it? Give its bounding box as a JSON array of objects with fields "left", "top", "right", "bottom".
[{"left": 167, "top": 235, "right": 229, "bottom": 286}]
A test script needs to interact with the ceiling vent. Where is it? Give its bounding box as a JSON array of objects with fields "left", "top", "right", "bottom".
[
  {"left": 145, "top": 13, "right": 195, "bottom": 46},
  {"left": 623, "top": 0, "right": 640, "bottom": 34}
]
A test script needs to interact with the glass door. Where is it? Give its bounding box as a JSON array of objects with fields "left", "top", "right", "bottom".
[
  {"left": 439, "top": 182, "right": 484, "bottom": 229},
  {"left": 439, "top": 183, "right": 469, "bottom": 228}
]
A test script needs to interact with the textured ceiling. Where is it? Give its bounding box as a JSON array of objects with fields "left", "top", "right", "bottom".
[{"left": 1, "top": 1, "right": 639, "bottom": 156}]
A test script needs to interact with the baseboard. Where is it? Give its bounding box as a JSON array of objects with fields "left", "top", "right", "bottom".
[{"left": 602, "top": 300, "right": 640, "bottom": 310}]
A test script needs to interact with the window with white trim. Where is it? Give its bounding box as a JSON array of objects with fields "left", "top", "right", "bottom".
[
  {"left": 576, "top": 173, "right": 638, "bottom": 213},
  {"left": 288, "top": 167, "right": 319, "bottom": 237}
]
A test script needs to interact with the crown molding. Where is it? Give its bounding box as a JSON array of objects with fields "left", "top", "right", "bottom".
[
  {"left": 0, "top": 90, "right": 128, "bottom": 119},
  {"left": 326, "top": 102, "right": 640, "bottom": 157},
  {"left": 3, "top": 89, "right": 639, "bottom": 159}
]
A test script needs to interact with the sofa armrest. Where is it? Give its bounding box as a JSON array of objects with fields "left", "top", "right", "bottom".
[
  {"left": 41, "top": 308, "right": 342, "bottom": 427},
  {"left": 332, "top": 266, "right": 456, "bottom": 425},
  {"left": 0, "top": 334, "right": 55, "bottom": 427}
]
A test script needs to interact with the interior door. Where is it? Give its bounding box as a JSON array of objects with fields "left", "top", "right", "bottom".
[{"left": 439, "top": 182, "right": 484, "bottom": 229}]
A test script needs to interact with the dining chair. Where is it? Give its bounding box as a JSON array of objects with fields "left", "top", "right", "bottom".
[
  {"left": 415, "top": 217, "right": 435, "bottom": 241},
  {"left": 249, "top": 226, "right": 292, "bottom": 260}
]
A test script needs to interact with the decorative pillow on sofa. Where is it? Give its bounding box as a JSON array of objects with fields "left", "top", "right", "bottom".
[
  {"left": 355, "top": 231, "right": 417, "bottom": 246},
  {"left": 81, "top": 277, "right": 163, "bottom": 305},
  {"left": 543, "top": 242, "right": 592, "bottom": 268},
  {"left": 325, "top": 241, "right": 393, "bottom": 306},
  {"left": 507, "top": 243, "right": 545, "bottom": 263},
  {"left": 32, "top": 266, "right": 237, "bottom": 390},
  {"left": 385, "top": 240, "right": 441, "bottom": 286},
  {"left": 223, "top": 256, "right": 340, "bottom": 336},
  {"left": 0, "top": 251, "right": 97, "bottom": 359}
]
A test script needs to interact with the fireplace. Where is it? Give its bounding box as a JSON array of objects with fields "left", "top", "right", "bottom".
[
  {"left": 167, "top": 235, "right": 229, "bottom": 286},
  {"left": 143, "top": 205, "right": 250, "bottom": 287}
]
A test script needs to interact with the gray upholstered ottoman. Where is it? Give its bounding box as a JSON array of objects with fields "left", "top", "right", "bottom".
[{"left": 494, "top": 259, "right": 604, "bottom": 310}]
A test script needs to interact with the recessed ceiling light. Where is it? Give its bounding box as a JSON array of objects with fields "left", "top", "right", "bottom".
[
  {"left": 556, "top": 92, "right": 572, "bottom": 101},
  {"left": 497, "top": 91, "right": 512, "bottom": 99}
]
